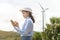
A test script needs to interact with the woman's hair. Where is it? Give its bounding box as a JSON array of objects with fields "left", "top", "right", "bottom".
[{"left": 29, "top": 12, "right": 35, "bottom": 23}]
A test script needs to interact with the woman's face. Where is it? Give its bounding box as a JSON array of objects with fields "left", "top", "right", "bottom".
[{"left": 22, "top": 10, "right": 30, "bottom": 18}]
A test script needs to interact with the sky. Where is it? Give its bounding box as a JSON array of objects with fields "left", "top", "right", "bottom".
[{"left": 0, "top": 0, "right": 60, "bottom": 32}]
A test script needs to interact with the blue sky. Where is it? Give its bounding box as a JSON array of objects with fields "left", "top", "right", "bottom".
[{"left": 0, "top": 0, "right": 60, "bottom": 32}]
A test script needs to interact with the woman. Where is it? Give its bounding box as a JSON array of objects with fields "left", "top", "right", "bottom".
[{"left": 10, "top": 8, "right": 35, "bottom": 40}]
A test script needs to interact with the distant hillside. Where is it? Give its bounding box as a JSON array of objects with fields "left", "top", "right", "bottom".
[
  {"left": 0, "top": 30, "right": 42, "bottom": 40},
  {"left": 0, "top": 30, "right": 20, "bottom": 40}
]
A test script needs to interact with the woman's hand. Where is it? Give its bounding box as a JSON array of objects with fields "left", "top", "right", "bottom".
[{"left": 10, "top": 20, "right": 19, "bottom": 27}]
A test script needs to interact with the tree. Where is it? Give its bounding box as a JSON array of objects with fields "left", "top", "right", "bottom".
[{"left": 45, "top": 17, "right": 60, "bottom": 40}]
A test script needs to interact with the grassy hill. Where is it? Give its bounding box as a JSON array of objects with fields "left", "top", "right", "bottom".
[
  {"left": 0, "top": 30, "right": 20, "bottom": 40},
  {"left": 0, "top": 30, "right": 42, "bottom": 40}
]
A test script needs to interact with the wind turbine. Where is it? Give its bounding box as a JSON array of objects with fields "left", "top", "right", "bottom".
[{"left": 39, "top": 3, "right": 48, "bottom": 32}]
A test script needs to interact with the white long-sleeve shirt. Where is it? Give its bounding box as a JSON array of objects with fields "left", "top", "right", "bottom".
[{"left": 14, "top": 17, "right": 33, "bottom": 36}]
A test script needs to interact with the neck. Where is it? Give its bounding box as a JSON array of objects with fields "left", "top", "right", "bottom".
[{"left": 25, "top": 16, "right": 30, "bottom": 19}]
